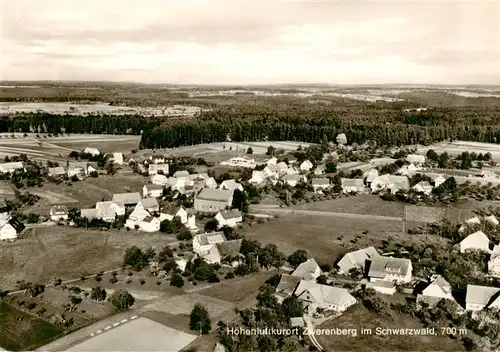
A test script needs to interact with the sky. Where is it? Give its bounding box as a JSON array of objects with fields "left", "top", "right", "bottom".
[{"left": 0, "top": 0, "right": 499, "bottom": 85}]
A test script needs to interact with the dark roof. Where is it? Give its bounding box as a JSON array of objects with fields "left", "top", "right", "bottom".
[
  {"left": 276, "top": 274, "right": 301, "bottom": 296},
  {"left": 0, "top": 200, "right": 7, "bottom": 211},
  {"left": 9, "top": 218, "right": 25, "bottom": 233},
  {"left": 196, "top": 188, "right": 233, "bottom": 202},
  {"left": 216, "top": 239, "right": 242, "bottom": 257}
]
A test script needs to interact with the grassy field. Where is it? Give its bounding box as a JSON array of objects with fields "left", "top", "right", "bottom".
[
  {"left": 0, "top": 301, "right": 64, "bottom": 351},
  {"left": 0, "top": 226, "right": 177, "bottom": 289},
  {"left": 316, "top": 305, "right": 465, "bottom": 351}
]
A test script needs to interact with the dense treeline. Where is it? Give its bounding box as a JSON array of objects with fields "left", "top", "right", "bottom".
[{"left": 140, "top": 104, "right": 500, "bottom": 149}]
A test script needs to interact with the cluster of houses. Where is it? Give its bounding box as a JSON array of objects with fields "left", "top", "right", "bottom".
[{"left": 247, "top": 157, "right": 313, "bottom": 188}]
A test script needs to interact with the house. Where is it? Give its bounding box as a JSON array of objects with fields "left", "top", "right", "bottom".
[
  {"left": 0, "top": 162, "right": 24, "bottom": 174},
  {"left": 286, "top": 166, "right": 300, "bottom": 175},
  {"left": 137, "top": 198, "right": 160, "bottom": 213},
  {"left": 220, "top": 157, "right": 256, "bottom": 168},
  {"left": 337, "top": 247, "right": 379, "bottom": 275},
  {"left": 312, "top": 178, "right": 331, "bottom": 193},
  {"left": 341, "top": 178, "right": 364, "bottom": 194},
  {"left": 48, "top": 166, "right": 65, "bottom": 177},
  {"left": 175, "top": 258, "right": 188, "bottom": 272},
  {"left": 88, "top": 165, "right": 97, "bottom": 174},
  {"left": 95, "top": 201, "right": 126, "bottom": 221},
  {"left": 0, "top": 218, "right": 25, "bottom": 241},
  {"left": 459, "top": 231, "right": 490, "bottom": 253},
  {"left": 294, "top": 280, "right": 357, "bottom": 314},
  {"left": 150, "top": 156, "right": 166, "bottom": 164},
  {"left": 137, "top": 164, "right": 147, "bottom": 174},
  {"left": 366, "top": 281, "right": 396, "bottom": 295},
  {"left": 406, "top": 154, "right": 425, "bottom": 165},
  {"left": 112, "top": 153, "right": 123, "bottom": 165},
  {"left": 412, "top": 181, "right": 433, "bottom": 195},
  {"left": 143, "top": 184, "right": 163, "bottom": 198},
  {"left": 150, "top": 174, "right": 169, "bottom": 186},
  {"left": 67, "top": 162, "right": 88, "bottom": 178},
  {"left": 420, "top": 275, "right": 455, "bottom": 301},
  {"left": 263, "top": 165, "right": 280, "bottom": 179},
  {"left": 80, "top": 208, "right": 98, "bottom": 220},
  {"left": 192, "top": 232, "right": 227, "bottom": 255},
  {"left": 194, "top": 188, "right": 233, "bottom": 213},
  {"left": 138, "top": 216, "right": 161, "bottom": 232},
  {"left": 249, "top": 171, "right": 266, "bottom": 185},
  {"left": 465, "top": 285, "right": 500, "bottom": 311},
  {"left": 125, "top": 205, "right": 151, "bottom": 229},
  {"left": 459, "top": 216, "right": 481, "bottom": 233},
  {"left": 291, "top": 258, "right": 323, "bottom": 281},
  {"left": 205, "top": 177, "right": 217, "bottom": 189},
  {"left": 281, "top": 174, "right": 305, "bottom": 187},
  {"left": 215, "top": 209, "right": 242, "bottom": 228},
  {"left": 173, "top": 170, "right": 190, "bottom": 179},
  {"left": 314, "top": 165, "right": 325, "bottom": 175},
  {"left": 300, "top": 160, "right": 313, "bottom": 171},
  {"left": 431, "top": 174, "right": 447, "bottom": 187},
  {"left": 84, "top": 147, "right": 100, "bottom": 156},
  {"left": 266, "top": 157, "right": 278, "bottom": 165},
  {"left": 112, "top": 192, "right": 141, "bottom": 207},
  {"left": 50, "top": 205, "right": 69, "bottom": 221},
  {"left": 220, "top": 180, "right": 243, "bottom": 192},
  {"left": 485, "top": 215, "right": 499, "bottom": 227},
  {"left": 202, "top": 239, "right": 243, "bottom": 266},
  {"left": 148, "top": 163, "right": 169, "bottom": 175},
  {"left": 363, "top": 169, "right": 378, "bottom": 184},
  {"left": 275, "top": 274, "right": 302, "bottom": 303},
  {"left": 371, "top": 175, "right": 409, "bottom": 193},
  {"left": 368, "top": 256, "right": 412, "bottom": 284}
]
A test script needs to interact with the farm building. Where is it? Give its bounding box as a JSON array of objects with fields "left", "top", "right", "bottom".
[
  {"left": 219, "top": 179, "right": 243, "bottom": 192},
  {"left": 194, "top": 188, "right": 233, "bottom": 213},
  {"left": 485, "top": 215, "right": 499, "bottom": 226},
  {"left": 84, "top": 147, "right": 100, "bottom": 156},
  {"left": 112, "top": 152, "right": 124, "bottom": 165},
  {"left": 173, "top": 170, "right": 190, "bottom": 178},
  {"left": 406, "top": 154, "right": 425, "bottom": 165},
  {"left": 137, "top": 198, "right": 160, "bottom": 213},
  {"left": 312, "top": 178, "right": 331, "bottom": 193},
  {"left": 67, "top": 162, "right": 89, "bottom": 178},
  {"left": 150, "top": 174, "right": 169, "bottom": 186},
  {"left": 294, "top": 281, "right": 357, "bottom": 315},
  {"left": 300, "top": 160, "right": 314, "bottom": 171},
  {"left": 459, "top": 231, "right": 490, "bottom": 253},
  {"left": 112, "top": 192, "right": 142, "bottom": 207},
  {"left": 292, "top": 258, "right": 323, "bottom": 281},
  {"left": 202, "top": 239, "right": 243, "bottom": 266},
  {"left": 365, "top": 280, "right": 396, "bottom": 295},
  {"left": 275, "top": 274, "right": 301, "bottom": 303},
  {"left": 412, "top": 181, "right": 433, "bottom": 195},
  {"left": 48, "top": 166, "right": 66, "bottom": 176},
  {"left": 143, "top": 184, "right": 163, "bottom": 198},
  {"left": 249, "top": 171, "right": 266, "bottom": 186},
  {"left": 281, "top": 174, "right": 305, "bottom": 187},
  {"left": 0, "top": 162, "right": 24, "bottom": 173},
  {"left": 126, "top": 206, "right": 151, "bottom": 229},
  {"left": 337, "top": 246, "right": 379, "bottom": 275},
  {"left": 96, "top": 201, "right": 126, "bottom": 221},
  {"left": 314, "top": 165, "right": 325, "bottom": 175},
  {"left": 368, "top": 256, "right": 412, "bottom": 284},
  {"left": 341, "top": 178, "right": 364, "bottom": 194},
  {"left": 363, "top": 169, "right": 378, "bottom": 184},
  {"left": 50, "top": 205, "right": 69, "bottom": 221},
  {"left": 193, "top": 232, "right": 227, "bottom": 255},
  {"left": 80, "top": 208, "right": 98, "bottom": 220},
  {"left": 139, "top": 216, "right": 161, "bottom": 232},
  {"left": 220, "top": 157, "right": 256, "bottom": 168},
  {"left": 465, "top": 285, "right": 500, "bottom": 311},
  {"left": 420, "top": 275, "right": 455, "bottom": 301},
  {"left": 148, "top": 163, "right": 169, "bottom": 175},
  {"left": 488, "top": 247, "right": 500, "bottom": 276},
  {"left": 215, "top": 209, "right": 242, "bottom": 228}
]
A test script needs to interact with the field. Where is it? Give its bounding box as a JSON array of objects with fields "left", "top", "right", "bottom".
[
  {"left": 69, "top": 317, "right": 197, "bottom": 352},
  {"left": 419, "top": 140, "right": 500, "bottom": 159},
  {"left": 0, "top": 226, "right": 177, "bottom": 290},
  {"left": 316, "top": 305, "right": 465, "bottom": 351},
  {"left": 0, "top": 301, "right": 64, "bottom": 351}
]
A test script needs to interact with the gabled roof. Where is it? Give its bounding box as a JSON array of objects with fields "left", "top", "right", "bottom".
[
  {"left": 292, "top": 258, "right": 322, "bottom": 280},
  {"left": 0, "top": 162, "right": 23, "bottom": 170},
  {"left": 465, "top": 217, "right": 481, "bottom": 225},
  {"left": 423, "top": 275, "right": 452, "bottom": 296},
  {"left": 485, "top": 215, "right": 499, "bottom": 226},
  {"left": 337, "top": 247, "right": 379, "bottom": 273},
  {"left": 460, "top": 231, "right": 489, "bottom": 250},
  {"left": 141, "top": 216, "right": 158, "bottom": 224},
  {"left": 148, "top": 163, "right": 169, "bottom": 172},
  {"left": 80, "top": 208, "right": 98, "bottom": 219},
  {"left": 173, "top": 170, "right": 190, "bottom": 177},
  {"left": 50, "top": 205, "right": 68, "bottom": 216},
  {"left": 96, "top": 201, "right": 124, "bottom": 219},
  {"left": 112, "top": 192, "right": 141, "bottom": 205},
  {"left": 276, "top": 274, "right": 302, "bottom": 296},
  {"left": 129, "top": 206, "right": 150, "bottom": 221},
  {"left": 196, "top": 188, "right": 233, "bottom": 202},
  {"left": 144, "top": 184, "right": 164, "bottom": 191},
  {"left": 7, "top": 217, "right": 25, "bottom": 233},
  {"left": 312, "top": 178, "right": 330, "bottom": 185},
  {"left": 195, "top": 231, "right": 227, "bottom": 246},
  {"left": 68, "top": 161, "right": 88, "bottom": 170},
  {"left": 341, "top": 178, "right": 364, "bottom": 188},
  {"left": 218, "top": 209, "right": 242, "bottom": 220},
  {"left": 48, "top": 166, "right": 65, "bottom": 175},
  {"left": 294, "top": 280, "right": 356, "bottom": 307},
  {"left": 216, "top": 239, "right": 242, "bottom": 257},
  {"left": 414, "top": 181, "right": 432, "bottom": 189},
  {"left": 138, "top": 198, "right": 159, "bottom": 209},
  {"left": 363, "top": 169, "right": 378, "bottom": 182},
  {"left": 466, "top": 284, "right": 500, "bottom": 307},
  {"left": 368, "top": 256, "right": 412, "bottom": 279},
  {"left": 220, "top": 179, "right": 243, "bottom": 191},
  {"left": 84, "top": 147, "right": 100, "bottom": 155},
  {"left": 150, "top": 174, "right": 169, "bottom": 183}
]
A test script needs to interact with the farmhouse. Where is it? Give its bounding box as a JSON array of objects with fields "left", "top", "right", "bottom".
[
  {"left": 371, "top": 175, "right": 409, "bottom": 193},
  {"left": 485, "top": 215, "right": 499, "bottom": 227},
  {"left": 249, "top": 171, "right": 266, "bottom": 186},
  {"left": 50, "top": 205, "right": 69, "bottom": 221},
  {"left": 80, "top": 208, "right": 98, "bottom": 220},
  {"left": 126, "top": 206, "right": 150, "bottom": 229},
  {"left": 416, "top": 275, "right": 456, "bottom": 308},
  {"left": 281, "top": 174, "right": 305, "bottom": 187},
  {"left": 194, "top": 188, "right": 233, "bottom": 213},
  {"left": 112, "top": 152, "right": 124, "bottom": 165},
  {"left": 341, "top": 178, "right": 365, "bottom": 194},
  {"left": 312, "top": 178, "right": 331, "bottom": 193},
  {"left": 84, "top": 147, "right": 100, "bottom": 156},
  {"left": 465, "top": 285, "right": 500, "bottom": 311},
  {"left": 148, "top": 163, "right": 169, "bottom": 175},
  {"left": 300, "top": 160, "right": 313, "bottom": 171},
  {"left": 294, "top": 281, "right": 357, "bottom": 315},
  {"left": 137, "top": 198, "right": 160, "bottom": 213},
  {"left": 220, "top": 157, "right": 256, "bottom": 168},
  {"left": 139, "top": 216, "right": 161, "bottom": 232},
  {"left": 267, "top": 157, "right": 278, "bottom": 165},
  {"left": 112, "top": 192, "right": 141, "bottom": 207},
  {"left": 337, "top": 246, "right": 379, "bottom": 275},
  {"left": 406, "top": 154, "right": 425, "bottom": 165},
  {"left": 292, "top": 258, "right": 323, "bottom": 281},
  {"left": 151, "top": 174, "right": 169, "bottom": 186},
  {"left": 459, "top": 231, "right": 490, "bottom": 253},
  {"left": 263, "top": 165, "right": 280, "bottom": 179},
  {"left": 275, "top": 274, "right": 302, "bottom": 303},
  {"left": 286, "top": 166, "right": 300, "bottom": 175},
  {"left": 173, "top": 170, "right": 190, "bottom": 178},
  {"left": 412, "top": 181, "right": 433, "bottom": 195},
  {"left": 202, "top": 239, "right": 243, "bottom": 266},
  {"left": 192, "top": 231, "right": 227, "bottom": 255},
  {"left": 215, "top": 209, "right": 242, "bottom": 228},
  {"left": 150, "top": 156, "right": 166, "bottom": 164},
  {"left": 143, "top": 184, "right": 163, "bottom": 198},
  {"left": 431, "top": 174, "right": 447, "bottom": 187},
  {"left": 368, "top": 256, "right": 412, "bottom": 284},
  {"left": 219, "top": 179, "right": 243, "bottom": 192},
  {"left": 0, "top": 218, "right": 25, "bottom": 241},
  {"left": 164, "top": 205, "right": 189, "bottom": 223},
  {"left": 67, "top": 162, "right": 89, "bottom": 178},
  {"left": 48, "top": 166, "right": 66, "bottom": 177},
  {"left": 96, "top": 201, "right": 126, "bottom": 221},
  {"left": 365, "top": 280, "right": 396, "bottom": 295},
  {"left": 363, "top": 169, "right": 378, "bottom": 184},
  {"left": 0, "top": 162, "right": 24, "bottom": 173}
]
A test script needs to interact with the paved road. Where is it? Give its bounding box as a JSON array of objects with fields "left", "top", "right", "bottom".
[{"left": 250, "top": 205, "right": 403, "bottom": 222}]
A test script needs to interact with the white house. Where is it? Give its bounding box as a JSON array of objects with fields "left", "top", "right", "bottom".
[
  {"left": 84, "top": 147, "right": 100, "bottom": 156},
  {"left": 263, "top": 165, "right": 280, "bottom": 179},
  {"left": 67, "top": 162, "right": 89, "bottom": 178},
  {"left": 363, "top": 169, "right": 378, "bottom": 184},
  {"left": 291, "top": 258, "right": 323, "bottom": 281},
  {"left": 0, "top": 162, "right": 24, "bottom": 174},
  {"left": 398, "top": 164, "right": 419, "bottom": 176},
  {"left": 48, "top": 166, "right": 65, "bottom": 177},
  {"left": 220, "top": 157, "right": 256, "bottom": 169},
  {"left": 465, "top": 285, "right": 500, "bottom": 311},
  {"left": 202, "top": 239, "right": 243, "bottom": 266},
  {"left": 412, "top": 181, "right": 433, "bottom": 195},
  {"left": 220, "top": 180, "right": 244, "bottom": 192},
  {"left": 485, "top": 215, "right": 499, "bottom": 227},
  {"left": 406, "top": 154, "right": 425, "bottom": 165},
  {"left": 368, "top": 256, "right": 412, "bottom": 284},
  {"left": 112, "top": 153, "right": 124, "bottom": 165},
  {"left": 143, "top": 184, "right": 163, "bottom": 198},
  {"left": 50, "top": 205, "right": 69, "bottom": 221},
  {"left": 281, "top": 174, "right": 305, "bottom": 187},
  {"left": 314, "top": 165, "right": 325, "bottom": 175},
  {"left": 215, "top": 209, "right": 243, "bottom": 228},
  {"left": 337, "top": 247, "right": 379, "bottom": 275},
  {"left": 192, "top": 232, "right": 227, "bottom": 255},
  {"left": 95, "top": 201, "right": 126, "bottom": 222},
  {"left": 371, "top": 175, "right": 409, "bottom": 194},
  {"left": 151, "top": 174, "right": 169, "bottom": 186},
  {"left": 148, "top": 163, "right": 169, "bottom": 175},
  {"left": 459, "top": 231, "right": 490, "bottom": 253},
  {"left": 312, "top": 178, "right": 331, "bottom": 193},
  {"left": 365, "top": 281, "right": 396, "bottom": 295},
  {"left": 126, "top": 206, "right": 151, "bottom": 229},
  {"left": 194, "top": 188, "right": 234, "bottom": 213},
  {"left": 286, "top": 166, "right": 300, "bottom": 176},
  {"left": 300, "top": 160, "right": 313, "bottom": 171},
  {"left": 341, "top": 178, "right": 365, "bottom": 194},
  {"left": 294, "top": 281, "right": 357, "bottom": 314},
  {"left": 0, "top": 223, "right": 20, "bottom": 240},
  {"left": 88, "top": 165, "right": 97, "bottom": 174},
  {"left": 138, "top": 216, "right": 161, "bottom": 232},
  {"left": 167, "top": 177, "right": 186, "bottom": 191},
  {"left": 205, "top": 177, "right": 218, "bottom": 189},
  {"left": 431, "top": 175, "right": 447, "bottom": 187},
  {"left": 417, "top": 275, "right": 456, "bottom": 307},
  {"left": 112, "top": 192, "right": 141, "bottom": 207},
  {"left": 137, "top": 198, "right": 160, "bottom": 213},
  {"left": 249, "top": 171, "right": 266, "bottom": 186},
  {"left": 266, "top": 157, "right": 278, "bottom": 165}
]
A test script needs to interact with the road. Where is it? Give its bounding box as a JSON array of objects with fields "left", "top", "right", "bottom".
[{"left": 249, "top": 205, "right": 403, "bottom": 222}]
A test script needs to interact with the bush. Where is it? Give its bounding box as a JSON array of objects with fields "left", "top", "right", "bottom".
[
  {"left": 170, "top": 274, "right": 185, "bottom": 288},
  {"left": 109, "top": 276, "right": 118, "bottom": 284},
  {"left": 109, "top": 289, "right": 135, "bottom": 311},
  {"left": 140, "top": 279, "right": 145, "bottom": 285},
  {"left": 90, "top": 286, "right": 107, "bottom": 301}
]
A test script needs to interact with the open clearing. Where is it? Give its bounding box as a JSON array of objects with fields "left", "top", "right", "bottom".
[
  {"left": 0, "top": 226, "right": 177, "bottom": 290},
  {"left": 69, "top": 317, "right": 197, "bottom": 352},
  {"left": 0, "top": 301, "right": 64, "bottom": 352},
  {"left": 316, "top": 305, "right": 464, "bottom": 351},
  {"left": 419, "top": 140, "right": 500, "bottom": 159}
]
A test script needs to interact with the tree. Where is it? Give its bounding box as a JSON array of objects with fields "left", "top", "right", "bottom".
[
  {"left": 27, "top": 212, "right": 40, "bottom": 224},
  {"left": 426, "top": 149, "right": 438, "bottom": 161},
  {"left": 90, "top": 286, "right": 107, "bottom": 301},
  {"left": 190, "top": 304, "right": 211, "bottom": 334},
  {"left": 170, "top": 273, "right": 185, "bottom": 288},
  {"left": 281, "top": 295, "right": 303, "bottom": 319},
  {"left": 109, "top": 289, "right": 135, "bottom": 311},
  {"left": 316, "top": 275, "right": 328, "bottom": 285},
  {"left": 287, "top": 250, "right": 308, "bottom": 268},
  {"left": 157, "top": 246, "right": 173, "bottom": 263},
  {"left": 325, "top": 161, "right": 337, "bottom": 173},
  {"left": 266, "top": 146, "right": 276, "bottom": 156},
  {"left": 232, "top": 189, "right": 248, "bottom": 213},
  {"left": 258, "top": 244, "right": 284, "bottom": 270},
  {"left": 246, "top": 147, "right": 253, "bottom": 154},
  {"left": 123, "top": 246, "right": 148, "bottom": 270},
  {"left": 336, "top": 133, "right": 347, "bottom": 145},
  {"left": 264, "top": 274, "right": 281, "bottom": 289},
  {"left": 204, "top": 218, "right": 219, "bottom": 232}
]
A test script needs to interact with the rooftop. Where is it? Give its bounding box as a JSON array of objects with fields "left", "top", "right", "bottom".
[{"left": 196, "top": 188, "right": 233, "bottom": 202}]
